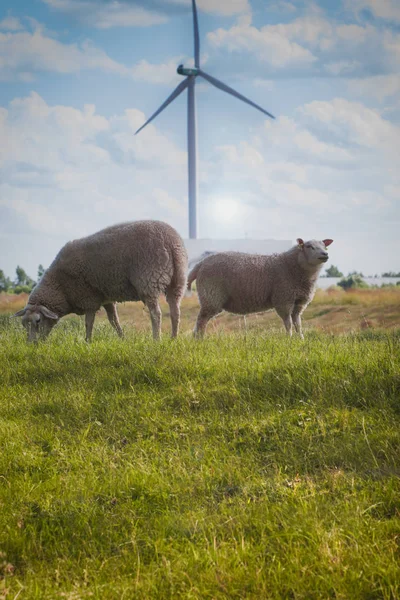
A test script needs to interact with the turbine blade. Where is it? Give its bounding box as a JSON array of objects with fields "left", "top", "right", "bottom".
[
  {"left": 192, "top": 0, "right": 200, "bottom": 68},
  {"left": 135, "top": 78, "right": 190, "bottom": 135},
  {"left": 199, "top": 70, "right": 275, "bottom": 119}
]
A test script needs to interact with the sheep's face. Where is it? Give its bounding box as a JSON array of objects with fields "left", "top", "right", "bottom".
[
  {"left": 13, "top": 305, "right": 59, "bottom": 343},
  {"left": 297, "top": 238, "right": 333, "bottom": 268}
]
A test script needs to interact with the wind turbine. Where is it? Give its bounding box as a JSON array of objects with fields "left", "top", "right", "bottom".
[{"left": 135, "top": 0, "right": 275, "bottom": 239}]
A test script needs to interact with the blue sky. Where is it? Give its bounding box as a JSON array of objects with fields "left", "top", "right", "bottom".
[{"left": 1, "top": 0, "right": 399, "bottom": 278}]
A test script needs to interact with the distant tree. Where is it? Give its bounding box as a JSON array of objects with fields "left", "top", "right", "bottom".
[
  {"left": 324, "top": 265, "right": 343, "bottom": 278},
  {"left": 37, "top": 264, "right": 46, "bottom": 281},
  {"left": 14, "top": 265, "right": 35, "bottom": 293},
  {"left": 337, "top": 274, "right": 369, "bottom": 290},
  {"left": 348, "top": 270, "right": 364, "bottom": 278},
  {"left": 0, "top": 270, "right": 11, "bottom": 293},
  {"left": 15, "top": 265, "right": 29, "bottom": 286},
  {"left": 382, "top": 271, "right": 400, "bottom": 277}
]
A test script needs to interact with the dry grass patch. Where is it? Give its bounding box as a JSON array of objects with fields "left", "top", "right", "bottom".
[
  {"left": 0, "top": 293, "right": 28, "bottom": 314},
  {"left": 2, "top": 287, "right": 400, "bottom": 338}
]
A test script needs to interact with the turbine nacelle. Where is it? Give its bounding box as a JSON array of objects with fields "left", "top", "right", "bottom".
[{"left": 177, "top": 64, "right": 199, "bottom": 77}]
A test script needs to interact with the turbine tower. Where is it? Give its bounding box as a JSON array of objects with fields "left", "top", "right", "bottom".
[{"left": 135, "top": 0, "right": 275, "bottom": 239}]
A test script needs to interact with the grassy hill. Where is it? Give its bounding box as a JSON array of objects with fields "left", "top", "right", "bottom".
[{"left": 0, "top": 292, "right": 399, "bottom": 598}]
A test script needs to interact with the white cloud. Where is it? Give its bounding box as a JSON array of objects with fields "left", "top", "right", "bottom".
[
  {"left": 0, "top": 16, "right": 24, "bottom": 31},
  {"left": 257, "top": 114, "right": 353, "bottom": 165},
  {"left": 325, "top": 60, "right": 361, "bottom": 75},
  {"left": 270, "top": 15, "right": 335, "bottom": 49},
  {"left": 0, "top": 23, "right": 185, "bottom": 84},
  {"left": 90, "top": 5, "right": 166, "bottom": 28},
  {"left": 1, "top": 91, "right": 187, "bottom": 175},
  {"left": 153, "top": 187, "right": 186, "bottom": 216},
  {"left": 41, "top": 0, "right": 167, "bottom": 28},
  {"left": 385, "top": 184, "right": 400, "bottom": 196},
  {"left": 130, "top": 57, "right": 183, "bottom": 85},
  {"left": 172, "top": 0, "right": 250, "bottom": 16},
  {"left": 216, "top": 142, "right": 264, "bottom": 168},
  {"left": 111, "top": 108, "right": 187, "bottom": 169},
  {"left": 1, "top": 92, "right": 399, "bottom": 276},
  {"left": 299, "top": 98, "right": 400, "bottom": 156},
  {"left": 208, "top": 19, "right": 317, "bottom": 68},
  {"left": 203, "top": 97, "right": 400, "bottom": 239},
  {"left": 348, "top": 75, "right": 400, "bottom": 101},
  {"left": 383, "top": 31, "right": 400, "bottom": 68},
  {"left": 269, "top": 1, "right": 297, "bottom": 14},
  {"left": 336, "top": 24, "right": 369, "bottom": 44},
  {"left": 346, "top": 0, "right": 400, "bottom": 23},
  {"left": 206, "top": 10, "right": 398, "bottom": 80},
  {"left": 0, "top": 187, "right": 80, "bottom": 236},
  {"left": 292, "top": 128, "right": 353, "bottom": 161},
  {"left": 41, "top": 0, "right": 250, "bottom": 27},
  {"left": 0, "top": 92, "right": 188, "bottom": 255},
  {"left": 0, "top": 27, "right": 131, "bottom": 80}
]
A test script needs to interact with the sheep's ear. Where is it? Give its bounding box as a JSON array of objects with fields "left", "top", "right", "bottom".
[
  {"left": 40, "top": 306, "right": 59, "bottom": 320},
  {"left": 12, "top": 308, "right": 27, "bottom": 318},
  {"left": 297, "top": 238, "right": 304, "bottom": 247},
  {"left": 323, "top": 239, "right": 333, "bottom": 247}
]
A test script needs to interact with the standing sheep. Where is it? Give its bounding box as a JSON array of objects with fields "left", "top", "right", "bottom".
[
  {"left": 14, "top": 220, "right": 188, "bottom": 342},
  {"left": 187, "top": 238, "right": 333, "bottom": 338}
]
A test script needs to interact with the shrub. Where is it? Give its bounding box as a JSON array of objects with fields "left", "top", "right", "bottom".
[
  {"left": 324, "top": 265, "right": 343, "bottom": 277},
  {"left": 337, "top": 274, "right": 369, "bottom": 290},
  {"left": 13, "top": 284, "right": 35, "bottom": 295},
  {"left": 0, "top": 270, "right": 11, "bottom": 293}
]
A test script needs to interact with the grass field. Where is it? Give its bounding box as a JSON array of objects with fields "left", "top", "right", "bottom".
[
  {"left": 2, "top": 286, "right": 400, "bottom": 335},
  {"left": 0, "top": 291, "right": 400, "bottom": 598}
]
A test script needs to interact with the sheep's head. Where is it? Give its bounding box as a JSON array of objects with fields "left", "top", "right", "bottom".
[
  {"left": 13, "top": 304, "right": 59, "bottom": 343},
  {"left": 297, "top": 238, "right": 333, "bottom": 268}
]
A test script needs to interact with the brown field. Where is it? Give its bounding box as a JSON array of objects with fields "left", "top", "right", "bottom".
[{"left": 2, "top": 287, "right": 400, "bottom": 335}]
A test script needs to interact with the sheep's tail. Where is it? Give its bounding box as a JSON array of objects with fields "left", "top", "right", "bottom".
[
  {"left": 168, "top": 240, "right": 188, "bottom": 299},
  {"left": 187, "top": 262, "right": 201, "bottom": 291}
]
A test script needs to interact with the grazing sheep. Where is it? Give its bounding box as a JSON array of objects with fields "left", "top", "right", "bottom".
[
  {"left": 187, "top": 238, "right": 333, "bottom": 338},
  {"left": 14, "top": 220, "right": 188, "bottom": 342}
]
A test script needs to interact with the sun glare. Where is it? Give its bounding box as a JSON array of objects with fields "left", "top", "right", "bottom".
[{"left": 212, "top": 197, "right": 242, "bottom": 222}]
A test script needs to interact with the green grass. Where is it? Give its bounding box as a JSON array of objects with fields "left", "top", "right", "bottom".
[{"left": 1, "top": 318, "right": 400, "bottom": 599}]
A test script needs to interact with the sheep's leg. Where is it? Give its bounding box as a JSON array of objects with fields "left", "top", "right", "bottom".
[
  {"left": 166, "top": 291, "right": 181, "bottom": 338},
  {"left": 292, "top": 305, "right": 305, "bottom": 340},
  {"left": 282, "top": 315, "right": 293, "bottom": 337},
  {"left": 276, "top": 306, "right": 293, "bottom": 337},
  {"left": 104, "top": 303, "right": 124, "bottom": 338},
  {"left": 194, "top": 308, "right": 220, "bottom": 339},
  {"left": 145, "top": 299, "right": 162, "bottom": 341},
  {"left": 85, "top": 310, "right": 96, "bottom": 342}
]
